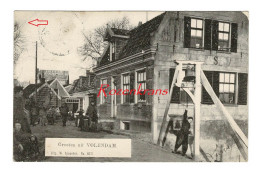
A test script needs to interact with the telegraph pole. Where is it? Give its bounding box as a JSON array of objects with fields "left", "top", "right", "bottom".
[{"left": 35, "top": 41, "right": 38, "bottom": 102}]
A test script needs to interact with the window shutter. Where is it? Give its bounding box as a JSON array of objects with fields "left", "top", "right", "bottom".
[
  {"left": 204, "top": 19, "right": 212, "bottom": 50},
  {"left": 202, "top": 71, "right": 214, "bottom": 104},
  {"left": 169, "top": 68, "right": 180, "bottom": 103},
  {"left": 184, "top": 17, "right": 191, "bottom": 48},
  {"left": 202, "top": 71, "right": 219, "bottom": 104},
  {"left": 130, "top": 72, "right": 135, "bottom": 103},
  {"left": 231, "top": 23, "right": 238, "bottom": 53},
  {"left": 238, "top": 73, "right": 248, "bottom": 105},
  {"left": 212, "top": 71, "right": 220, "bottom": 97},
  {"left": 212, "top": 20, "right": 219, "bottom": 51}
]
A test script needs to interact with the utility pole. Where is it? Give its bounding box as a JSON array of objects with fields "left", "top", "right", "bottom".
[{"left": 35, "top": 41, "right": 38, "bottom": 103}]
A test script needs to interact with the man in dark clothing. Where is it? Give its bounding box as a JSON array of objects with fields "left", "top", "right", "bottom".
[
  {"left": 60, "top": 104, "right": 69, "bottom": 127},
  {"left": 173, "top": 110, "right": 193, "bottom": 156},
  {"left": 30, "top": 100, "right": 39, "bottom": 126},
  {"left": 13, "top": 86, "right": 31, "bottom": 133},
  {"left": 78, "top": 110, "right": 86, "bottom": 131},
  {"left": 86, "top": 100, "right": 98, "bottom": 131},
  {"left": 13, "top": 122, "right": 39, "bottom": 161}
]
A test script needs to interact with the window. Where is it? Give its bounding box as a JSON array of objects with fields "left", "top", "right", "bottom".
[
  {"left": 137, "top": 70, "right": 146, "bottom": 101},
  {"left": 110, "top": 42, "right": 116, "bottom": 61},
  {"left": 218, "top": 22, "right": 230, "bottom": 51},
  {"left": 219, "top": 73, "right": 235, "bottom": 104},
  {"left": 170, "top": 69, "right": 193, "bottom": 104},
  {"left": 184, "top": 16, "right": 238, "bottom": 52},
  {"left": 190, "top": 18, "right": 203, "bottom": 48},
  {"left": 122, "top": 74, "right": 130, "bottom": 103},
  {"left": 100, "top": 79, "right": 107, "bottom": 104}
]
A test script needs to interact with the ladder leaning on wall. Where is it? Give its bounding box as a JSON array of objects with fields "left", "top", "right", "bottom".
[{"left": 157, "top": 60, "right": 248, "bottom": 161}]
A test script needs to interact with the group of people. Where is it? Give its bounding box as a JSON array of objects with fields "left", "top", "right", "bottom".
[
  {"left": 76, "top": 100, "right": 98, "bottom": 132},
  {"left": 13, "top": 86, "right": 39, "bottom": 161}
]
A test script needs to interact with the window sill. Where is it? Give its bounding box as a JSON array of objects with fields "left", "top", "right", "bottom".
[
  {"left": 188, "top": 47, "right": 205, "bottom": 51},
  {"left": 222, "top": 103, "right": 238, "bottom": 107},
  {"left": 120, "top": 103, "right": 135, "bottom": 106},
  {"left": 217, "top": 50, "right": 231, "bottom": 54},
  {"left": 137, "top": 101, "right": 146, "bottom": 104}
]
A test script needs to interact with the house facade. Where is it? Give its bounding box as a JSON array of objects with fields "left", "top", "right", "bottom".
[
  {"left": 94, "top": 12, "right": 248, "bottom": 161},
  {"left": 67, "top": 70, "right": 96, "bottom": 113}
]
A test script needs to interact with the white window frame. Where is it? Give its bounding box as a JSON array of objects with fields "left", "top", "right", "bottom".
[
  {"left": 100, "top": 78, "right": 108, "bottom": 104},
  {"left": 217, "top": 21, "right": 231, "bottom": 51},
  {"left": 135, "top": 68, "right": 146, "bottom": 103},
  {"left": 190, "top": 18, "right": 204, "bottom": 49}
]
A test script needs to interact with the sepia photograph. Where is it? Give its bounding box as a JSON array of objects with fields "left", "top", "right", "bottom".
[{"left": 13, "top": 11, "right": 248, "bottom": 162}]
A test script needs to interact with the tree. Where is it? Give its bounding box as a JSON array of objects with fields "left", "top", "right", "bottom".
[
  {"left": 14, "top": 21, "right": 25, "bottom": 64},
  {"left": 78, "top": 16, "right": 134, "bottom": 62}
]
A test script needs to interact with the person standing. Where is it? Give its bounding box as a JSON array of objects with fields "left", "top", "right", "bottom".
[
  {"left": 30, "top": 100, "right": 39, "bottom": 126},
  {"left": 78, "top": 110, "right": 85, "bottom": 131},
  {"left": 13, "top": 86, "right": 31, "bottom": 133},
  {"left": 13, "top": 122, "right": 31, "bottom": 161},
  {"left": 173, "top": 110, "right": 193, "bottom": 156},
  {"left": 60, "top": 103, "right": 69, "bottom": 127},
  {"left": 86, "top": 100, "right": 98, "bottom": 132},
  {"left": 39, "top": 104, "right": 47, "bottom": 126}
]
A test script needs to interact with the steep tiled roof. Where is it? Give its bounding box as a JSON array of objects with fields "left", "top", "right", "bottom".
[
  {"left": 111, "top": 28, "right": 130, "bottom": 36},
  {"left": 23, "top": 83, "right": 44, "bottom": 98},
  {"left": 23, "top": 79, "right": 55, "bottom": 98},
  {"left": 69, "top": 74, "right": 95, "bottom": 94},
  {"left": 119, "top": 12, "right": 166, "bottom": 58}
]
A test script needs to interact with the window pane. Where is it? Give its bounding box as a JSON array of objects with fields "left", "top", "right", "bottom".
[
  {"left": 225, "top": 73, "right": 230, "bottom": 82},
  {"left": 144, "top": 72, "right": 146, "bottom": 80},
  {"left": 219, "top": 22, "right": 224, "bottom": 31},
  {"left": 224, "top": 84, "right": 229, "bottom": 93},
  {"left": 142, "top": 83, "right": 145, "bottom": 90},
  {"left": 229, "top": 93, "right": 234, "bottom": 103},
  {"left": 219, "top": 84, "right": 224, "bottom": 93},
  {"left": 191, "top": 29, "right": 196, "bottom": 36},
  {"left": 223, "top": 94, "right": 229, "bottom": 103},
  {"left": 224, "top": 23, "right": 230, "bottom": 32},
  {"left": 230, "top": 74, "right": 235, "bottom": 83},
  {"left": 219, "top": 33, "right": 224, "bottom": 40},
  {"left": 223, "top": 33, "right": 229, "bottom": 40},
  {"left": 197, "top": 30, "right": 202, "bottom": 37},
  {"left": 219, "top": 93, "right": 224, "bottom": 103},
  {"left": 220, "top": 73, "right": 224, "bottom": 82},
  {"left": 230, "top": 84, "right": 235, "bottom": 93},
  {"left": 197, "top": 20, "right": 203, "bottom": 28},
  {"left": 191, "top": 19, "right": 196, "bottom": 28}
]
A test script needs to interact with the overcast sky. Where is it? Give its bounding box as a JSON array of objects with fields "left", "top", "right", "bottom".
[{"left": 14, "top": 11, "right": 163, "bottom": 84}]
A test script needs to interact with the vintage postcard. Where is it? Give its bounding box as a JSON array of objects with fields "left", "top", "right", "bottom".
[{"left": 13, "top": 11, "right": 248, "bottom": 162}]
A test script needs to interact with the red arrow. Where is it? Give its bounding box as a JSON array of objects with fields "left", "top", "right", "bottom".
[{"left": 28, "top": 19, "right": 48, "bottom": 27}]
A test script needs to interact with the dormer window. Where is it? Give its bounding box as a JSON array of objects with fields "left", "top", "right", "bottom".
[{"left": 110, "top": 42, "right": 116, "bottom": 62}]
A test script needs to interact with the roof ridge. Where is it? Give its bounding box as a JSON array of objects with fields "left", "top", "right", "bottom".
[{"left": 129, "top": 12, "right": 166, "bottom": 33}]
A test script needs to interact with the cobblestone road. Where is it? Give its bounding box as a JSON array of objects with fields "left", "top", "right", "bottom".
[{"left": 31, "top": 120, "right": 192, "bottom": 162}]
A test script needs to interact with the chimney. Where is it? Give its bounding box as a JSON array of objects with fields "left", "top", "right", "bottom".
[
  {"left": 40, "top": 78, "right": 45, "bottom": 84},
  {"left": 138, "top": 21, "right": 142, "bottom": 26},
  {"left": 86, "top": 70, "right": 90, "bottom": 76}
]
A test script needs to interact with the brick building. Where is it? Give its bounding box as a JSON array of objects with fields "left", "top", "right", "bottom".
[
  {"left": 38, "top": 69, "right": 69, "bottom": 86},
  {"left": 23, "top": 78, "right": 70, "bottom": 107},
  {"left": 94, "top": 12, "right": 248, "bottom": 161}
]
